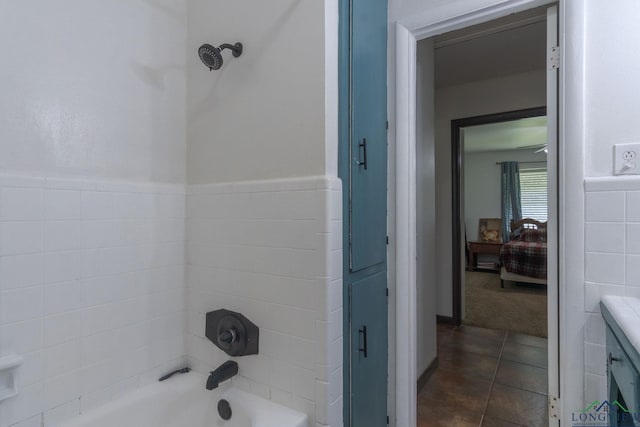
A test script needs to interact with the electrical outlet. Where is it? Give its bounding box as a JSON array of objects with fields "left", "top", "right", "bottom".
[{"left": 614, "top": 143, "right": 640, "bottom": 175}]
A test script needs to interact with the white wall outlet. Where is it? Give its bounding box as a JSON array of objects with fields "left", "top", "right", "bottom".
[{"left": 614, "top": 143, "right": 640, "bottom": 175}]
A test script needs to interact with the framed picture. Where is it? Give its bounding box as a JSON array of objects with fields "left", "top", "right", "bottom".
[{"left": 478, "top": 218, "right": 502, "bottom": 242}]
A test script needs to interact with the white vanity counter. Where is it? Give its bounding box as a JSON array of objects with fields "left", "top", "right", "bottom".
[{"left": 601, "top": 295, "right": 640, "bottom": 355}]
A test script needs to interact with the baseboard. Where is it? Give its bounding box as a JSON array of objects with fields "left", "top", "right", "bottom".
[
  {"left": 436, "top": 315, "right": 456, "bottom": 325},
  {"left": 417, "top": 357, "right": 438, "bottom": 393}
]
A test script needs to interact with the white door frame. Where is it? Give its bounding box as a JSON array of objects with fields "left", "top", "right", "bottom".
[{"left": 390, "top": 1, "right": 566, "bottom": 426}]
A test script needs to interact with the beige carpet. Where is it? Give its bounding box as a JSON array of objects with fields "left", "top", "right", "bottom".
[{"left": 464, "top": 271, "right": 547, "bottom": 338}]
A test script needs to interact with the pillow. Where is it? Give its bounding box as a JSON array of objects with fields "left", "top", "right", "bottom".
[
  {"left": 517, "top": 228, "right": 547, "bottom": 242},
  {"left": 509, "top": 226, "right": 524, "bottom": 241}
]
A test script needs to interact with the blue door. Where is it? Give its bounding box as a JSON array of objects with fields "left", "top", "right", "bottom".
[
  {"left": 349, "top": 0, "right": 388, "bottom": 273},
  {"left": 339, "top": 0, "right": 388, "bottom": 425},
  {"left": 350, "top": 273, "right": 388, "bottom": 426}
]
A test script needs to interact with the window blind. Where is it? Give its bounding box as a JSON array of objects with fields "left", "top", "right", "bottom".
[{"left": 520, "top": 168, "right": 548, "bottom": 221}]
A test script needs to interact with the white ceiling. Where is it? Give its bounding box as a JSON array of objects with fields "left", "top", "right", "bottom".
[
  {"left": 433, "top": 7, "right": 547, "bottom": 89},
  {"left": 463, "top": 116, "right": 547, "bottom": 153}
]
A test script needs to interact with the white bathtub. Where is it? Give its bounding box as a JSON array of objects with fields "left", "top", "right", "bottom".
[{"left": 55, "top": 373, "right": 308, "bottom": 427}]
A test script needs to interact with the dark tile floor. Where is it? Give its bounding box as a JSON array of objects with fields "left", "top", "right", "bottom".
[{"left": 418, "top": 323, "right": 548, "bottom": 427}]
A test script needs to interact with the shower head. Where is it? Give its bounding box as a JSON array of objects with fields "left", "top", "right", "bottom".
[
  {"left": 198, "top": 44, "right": 222, "bottom": 70},
  {"left": 198, "top": 42, "right": 243, "bottom": 71}
]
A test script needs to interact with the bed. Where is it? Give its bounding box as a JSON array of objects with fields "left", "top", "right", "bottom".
[{"left": 499, "top": 218, "right": 547, "bottom": 288}]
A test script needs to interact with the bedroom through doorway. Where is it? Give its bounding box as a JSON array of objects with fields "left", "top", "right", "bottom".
[{"left": 457, "top": 110, "right": 549, "bottom": 339}]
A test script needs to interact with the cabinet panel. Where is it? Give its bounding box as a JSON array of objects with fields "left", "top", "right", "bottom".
[
  {"left": 349, "top": 0, "right": 388, "bottom": 273},
  {"left": 350, "top": 272, "right": 388, "bottom": 427},
  {"left": 607, "top": 326, "right": 639, "bottom": 419}
]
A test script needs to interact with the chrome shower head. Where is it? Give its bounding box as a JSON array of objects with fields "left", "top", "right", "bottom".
[{"left": 198, "top": 42, "right": 243, "bottom": 71}]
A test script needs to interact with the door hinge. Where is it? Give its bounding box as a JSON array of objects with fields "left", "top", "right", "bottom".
[
  {"left": 386, "top": 121, "right": 389, "bottom": 130},
  {"left": 386, "top": 235, "right": 389, "bottom": 245},
  {"left": 386, "top": 288, "right": 389, "bottom": 297},
  {"left": 387, "top": 415, "right": 389, "bottom": 424},
  {"left": 548, "top": 395, "right": 560, "bottom": 419},
  {"left": 549, "top": 45, "right": 560, "bottom": 70}
]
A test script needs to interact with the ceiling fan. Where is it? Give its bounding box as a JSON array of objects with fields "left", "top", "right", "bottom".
[
  {"left": 516, "top": 143, "right": 548, "bottom": 153},
  {"left": 534, "top": 145, "right": 548, "bottom": 154}
]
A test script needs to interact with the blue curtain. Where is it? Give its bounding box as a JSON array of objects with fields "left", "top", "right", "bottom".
[{"left": 501, "top": 162, "right": 522, "bottom": 242}]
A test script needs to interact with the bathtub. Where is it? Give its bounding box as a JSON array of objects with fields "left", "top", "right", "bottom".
[{"left": 55, "top": 372, "right": 308, "bottom": 427}]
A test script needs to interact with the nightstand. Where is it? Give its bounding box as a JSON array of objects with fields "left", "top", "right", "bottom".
[{"left": 467, "top": 241, "right": 503, "bottom": 271}]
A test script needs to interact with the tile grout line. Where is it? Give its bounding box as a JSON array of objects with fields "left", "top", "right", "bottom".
[{"left": 478, "top": 330, "right": 507, "bottom": 426}]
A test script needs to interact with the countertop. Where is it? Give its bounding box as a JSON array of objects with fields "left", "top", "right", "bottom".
[{"left": 601, "top": 295, "right": 640, "bottom": 355}]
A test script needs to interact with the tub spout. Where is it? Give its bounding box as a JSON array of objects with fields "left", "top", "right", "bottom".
[{"left": 206, "top": 360, "right": 238, "bottom": 390}]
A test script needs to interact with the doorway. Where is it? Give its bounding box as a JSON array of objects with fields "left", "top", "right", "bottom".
[
  {"left": 420, "top": 107, "right": 552, "bottom": 426},
  {"left": 390, "top": 1, "right": 561, "bottom": 426}
]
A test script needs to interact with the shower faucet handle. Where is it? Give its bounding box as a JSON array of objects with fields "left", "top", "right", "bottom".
[
  {"left": 205, "top": 309, "right": 259, "bottom": 357},
  {"left": 218, "top": 328, "right": 237, "bottom": 346}
]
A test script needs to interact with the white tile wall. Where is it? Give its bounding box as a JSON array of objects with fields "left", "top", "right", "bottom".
[
  {"left": 1, "top": 174, "right": 341, "bottom": 427},
  {"left": 186, "top": 176, "right": 342, "bottom": 427},
  {"left": 584, "top": 176, "right": 640, "bottom": 404},
  {"left": 0, "top": 174, "right": 186, "bottom": 427}
]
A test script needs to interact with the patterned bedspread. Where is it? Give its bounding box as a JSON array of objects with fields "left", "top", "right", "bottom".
[{"left": 499, "top": 240, "right": 547, "bottom": 279}]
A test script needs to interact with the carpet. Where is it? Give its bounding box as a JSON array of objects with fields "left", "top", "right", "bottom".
[{"left": 464, "top": 271, "right": 547, "bottom": 338}]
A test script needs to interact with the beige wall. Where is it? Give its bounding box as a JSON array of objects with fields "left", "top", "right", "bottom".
[
  {"left": 187, "top": 0, "right": 333, "bottom": 184},
  {"left": 584, "top": 0, "right": 640, "bottom": 176}
]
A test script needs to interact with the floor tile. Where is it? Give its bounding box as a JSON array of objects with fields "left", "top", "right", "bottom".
[
  {"left": 419, "top": 370, "right": 492, "bottom": 415},
  {"left": 438, "top": 350, "right": 499, "bottom": 382},
  {"left": 485, "top": 383, "right": 548, "bottom": 427},
  {"left": 439, "top": 330, "right": 504, "bottom": 358},
  {"left": 495, "top": 360, "right": 548, "bottom": 395},
  {"left": 438, "top": 337, "right": 502, "bottom": 358},
  {"left": 481, "top": 415, "right": 524, "bottom": 426},
  {"left": 437, "top": 323, "right": 456, "bottom": 345},
  {"left": 501, "top": 341, "right": 548, "bottom": 368},
  {"left": 455, "top": 325, "right": 507, "bottom": 342},
  {"left": 437, "top": 322, "right": 456, "bottom": 332},
  {"left": 418, "top": 399, "right": 481, "bottom": 427},
  {"left": 506, "top": 332, "right": 548, "bottom": 349}
]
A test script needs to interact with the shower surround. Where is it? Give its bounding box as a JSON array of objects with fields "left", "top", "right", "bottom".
[
  {"left": 0, "top": 0, "right": 340, "bottom": 426},
  {"left": 0, "top": 175, "right": 344, "bottom": 427}
]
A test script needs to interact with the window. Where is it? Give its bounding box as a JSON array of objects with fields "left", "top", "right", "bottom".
[{"left": 520, "top": 168, "right": 547, "bottom": 221}]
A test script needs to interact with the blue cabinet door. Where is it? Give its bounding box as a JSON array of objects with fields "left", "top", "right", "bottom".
[
  {"left": 349, "top": 0, "right": 388, "bottom": 273},
  {"left": 350, "top": 272, "right": 388, "bottom": 427},
  {"left": 339, "top": 0, "right": 388, "bottom": 425}
]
